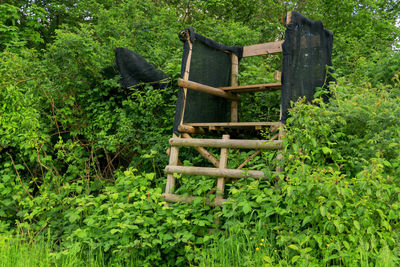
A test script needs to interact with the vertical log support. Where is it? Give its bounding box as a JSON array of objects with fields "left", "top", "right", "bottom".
[
  {"left": 276, "top": 122, "right": 285, "bottom": 173},
  {"left": 165, "top": 134, "right": 180, "bottom": 194},
  {"left": 179, "top": 32, "right": 194, "bottom": 126},
  {"left": 216, "top": 135, "right": 229, "bottom": 201},
  {"left": 230, "top": 54, "right": 239, "bottom": 122}
]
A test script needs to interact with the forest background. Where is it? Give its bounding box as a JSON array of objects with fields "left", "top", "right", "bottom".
[{"left": 1, "top": 0, "right": 400, "bottom": 265}]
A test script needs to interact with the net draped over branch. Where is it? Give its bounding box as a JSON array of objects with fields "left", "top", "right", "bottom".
[{"left": 281, "top": 11, "right": 334, "bottom": 123}]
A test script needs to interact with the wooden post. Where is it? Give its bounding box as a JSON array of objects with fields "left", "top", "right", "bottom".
[
  {"left": 231, "top": 54, "right": 239, "bottom": 122},
  {"left": 179, "top": 32, "right": 193, "bottom": 126},
  {"left": 276, "top": 122, "right": 285, "bottom": 173},
  {"left": 287, "top": 11, "right": 292, "bottom": 25},
  {"left": 165, "top": 134, "right": 180, "bottom": 194},
  {"left": 216, "top": 135, "right": 229, "bottom": 201}
]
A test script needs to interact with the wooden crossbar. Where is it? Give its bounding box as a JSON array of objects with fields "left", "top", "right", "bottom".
[
  {"left": 169, "top": 138, "right": 283, "bottom": 150},
  {"left": 242, "top": 40, "right": 284, "bottom": 57},
  {"left": 178, "top": 79, "right": 240, "bottom": 101},
  {"left": 220, "top": 82, "right": 281, "bottom": 93},
  {"left": 165, "top": 165, "right": 267, "bottom": 179},
  {"left": 184, "top": 122, "right": 281, "bottom": 127}
]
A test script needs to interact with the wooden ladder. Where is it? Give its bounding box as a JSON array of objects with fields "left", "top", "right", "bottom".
[{"left": 162, "top": 125, "right": 285, "bottom": 207}]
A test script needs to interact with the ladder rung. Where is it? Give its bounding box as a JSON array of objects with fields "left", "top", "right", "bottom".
[
  {"left": 165, "top": 165, "right": 268, "bottom": 179},
  {"left": 169, "top": 138, "right": 283, "bottom": 150}
]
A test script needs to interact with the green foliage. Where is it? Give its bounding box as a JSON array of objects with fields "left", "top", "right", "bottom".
[{"left": 1, "top": 0, "right": 400, "bottom": 265}]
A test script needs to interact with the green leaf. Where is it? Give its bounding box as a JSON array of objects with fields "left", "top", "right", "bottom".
[
  {"left": 242, "top": 201, "right": 252, "bottom": 214},
  {"left": 353, "top": 220, "right": 361, "bottom": 231},
  {"left": 322, "top": 147, "right": 332, "bottom": 154},
  {"left": 320, "top": 206, "right": 327, "bottom": 217},
  {"left": 68, "top": 213, "right": 80, "bottom": 223},
  {"left": 110, "top": 229, "right": 122, "bottom": 234},
  {"left": 292, "top": 255, "right": 300, "bottom": 264}
]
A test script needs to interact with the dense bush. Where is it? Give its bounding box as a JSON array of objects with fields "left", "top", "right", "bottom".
[{"left": 1, "top": 0, "right": 399, "bottom": 265}]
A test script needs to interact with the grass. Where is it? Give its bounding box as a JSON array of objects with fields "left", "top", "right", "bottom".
[
  {"left": 2, "top": 229, "right": 399, "bottom": 267},
  {"left": 0, "top": 234, "right": 112, "bottom": 267}
]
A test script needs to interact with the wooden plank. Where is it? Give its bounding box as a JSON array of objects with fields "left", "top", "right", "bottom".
[
  {"left": 216, "top": 135, "right": 229, "bottom": 202},
  {"left": 184, "top": 122, "right": 281, "bottom": 127},
  {"left": 178, "top": 79, "right": 241, "bottom": 101},
  {"left": 182, "top": 133, "right": 219, "bottom": 167},
  {"left": 178, "top": 123, "right": 275, "bottom": 134},
  {"left": 230, "top": 54, "right": 239, "bottom": 122},
  {"left": 165, "top": 165, "right": 266, "bottom": 179},
  {"left": 242, "top": 40, "right": 284, "bottom": 57},
  {"left": 162, "top": 193, "right": 226, "bottom": 207},
  {"left": 169, "top": 138, "right": 283, "bottom": 150},
  {"left": 220, "top": 82, "right": 281, "bottom": 93}
]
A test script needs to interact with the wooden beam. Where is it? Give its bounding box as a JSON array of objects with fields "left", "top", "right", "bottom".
[
  {"left": 216, "top": 135, "right": 229, "bottom": 202},
  {"left": 169, "top": 138, "right": 283, "bottom": 150},
  {"left": 276, "top": 122, "right": 286, "bottom": 173},
  {"left": 178, "top": 124, "right": 201, "bottom": 134},
  {"left": 166, "top": 148, "right": 183, "bottom": 166},
  {"left": 165, "top": 165, "right": 266, "bottom": 179},
  {"left": 230, "top": 54, "right": 239, "bottom": 122},
  {"left": 179, "top": 33, "right": 193, "bottom": 126},
  {"left": 220, "top": 83, "right": 281, "bottom": 93},
  {"left": 184, "top": 122, "right": 281, "bottom": 127},
  {"left": 162, "top": 193, "right": 226, "bottom": 207},
  {"left": 178, "top": 123, "right": 280, "bottom": 134},
  {"left": 178, "top": 79, "right": 241, "bottom": 101},
  {"left": 242, "top": 40, "right": 284, "bottom": 57},
  {"left": 182, "top": 133, "right": 219, "bottom": 167},
  {"left": 165, "top": 135, "right": 180, "bottom": 194},
  {"left": 287, "top": 11, "right": 292, "bottom": 25},
  {"left": 237, "top": 150, "right": 261, "bottom": 170}
]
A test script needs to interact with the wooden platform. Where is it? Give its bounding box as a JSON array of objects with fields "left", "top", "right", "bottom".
[
  {"left": 178, "top": 122, "right": 281, "bottom": 134},
  {"left": 219, "top": 82, "right": 281, "bottom": 93}
]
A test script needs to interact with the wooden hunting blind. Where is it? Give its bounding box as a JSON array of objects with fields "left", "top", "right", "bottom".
[{"left": 163, "top": 11, "right": 334, "bottom": 206}]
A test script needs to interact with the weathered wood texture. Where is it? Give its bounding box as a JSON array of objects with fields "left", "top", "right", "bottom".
[
  {"left": 242, "top": 40, "right": 284, "bottom": 57},
  {"left": 170, "top": 137, "right": 283, "bottom": 150},
  {"left": 178, "top": 79, "right": 241, "bottom": 101},
  {"left": 274, "top": 71, "right": 282, "bottom": 81},
  {"left": 164, "top": 165, "right": 266, "bottom": 179},
  {"left": 230, "top": 54, "right": 239, "bottom": 122},
  {"left": 178, "top": 122, "right": 281, "bottom": 134},
  {"left": 165, "top": 142, "right": 179, "bottom": 194},
  {"left": 216, "top": 135, "right": 229, "bottom": 202},
  {"left": 220, "top": 82, "right": 281, "bottom": 93},
  {"left": 178, "top": 32, "right": 193, "bottom": 126},
  {"left": 237, "top": 150, "right": 261, "bottom": 170},
  {"left": 184, "top": 122, "right": 281, "bottom": 127}
]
